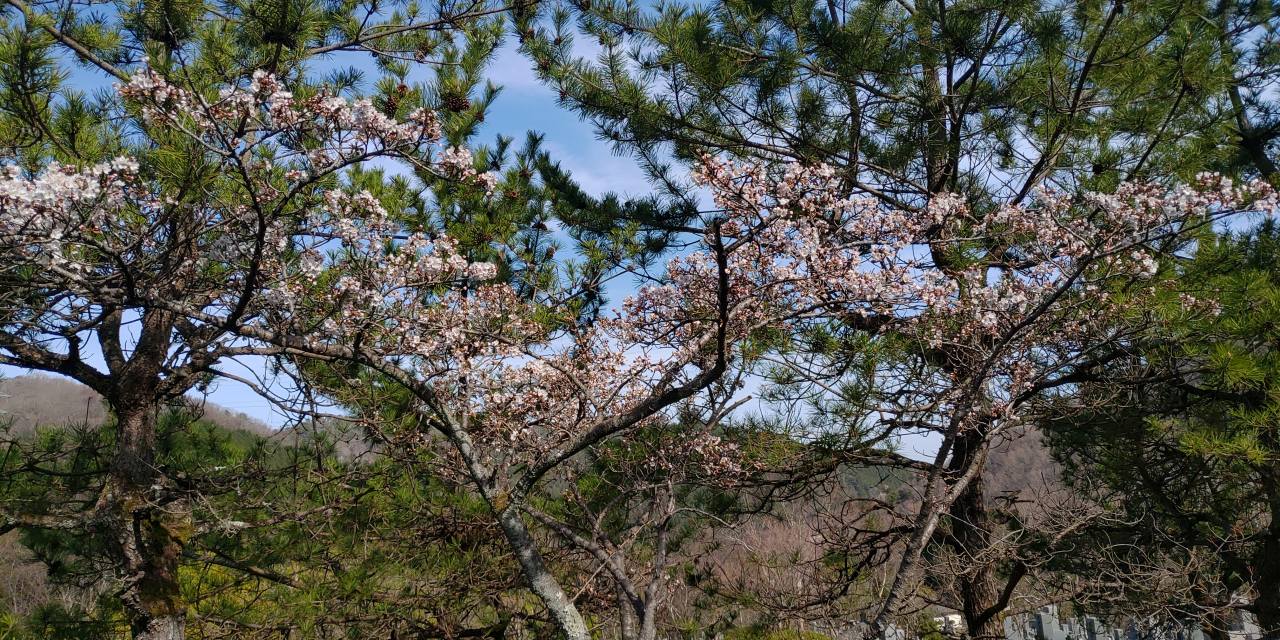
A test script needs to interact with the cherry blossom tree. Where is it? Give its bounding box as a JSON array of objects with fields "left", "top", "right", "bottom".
[
  {"left": 154, "top": 154, "right": 1269, "bottom": 639},
  {"left": 688, "top": 158, "right": 1278, "bottom": 639},
  {"left": 0, "top": 64, "right": 495, "bottom": 638}
]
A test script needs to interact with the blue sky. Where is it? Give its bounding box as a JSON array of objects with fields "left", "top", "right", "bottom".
[{"left": 482, "top": 45, "right": 654, "bottom": 197}]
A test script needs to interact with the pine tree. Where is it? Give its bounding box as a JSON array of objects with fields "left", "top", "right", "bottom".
[
  {"left": 520, "top": 0, "right": 1243, "bottom": 208},
  {"left": 1045, "top": 221, "right": 1280, "bottom": 638},
  {"left": 1212, "top": 1, "right": 1280, "bottom": 183}
]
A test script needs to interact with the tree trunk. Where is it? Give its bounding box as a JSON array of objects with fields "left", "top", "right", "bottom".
[
  {"left": 637, "top": 484, "right": 671, "bottom": 640},
  {"left": 617, "top": 587, "right": 637, "bottom": 640},
  {"left": 946, "top": 430, "right": 1004, "bottom": 640},
  {"left": 1248, "top": 421, "right": 1280, "bottom": 637},
  {"left": 495, "top": 505, "right": 591, "bottom": 640},
  {"left": 637, "top": 600, "right": 657, "bottom": 640},
  {"left": 1254, "top": 497, "right": 1280, "bottom": 637},
  {"left": 103, "top": 406, "right": 190, "bottom": 640},
  {"left": 1254, "top": 601, "right": 1279, "bottom": 639}
]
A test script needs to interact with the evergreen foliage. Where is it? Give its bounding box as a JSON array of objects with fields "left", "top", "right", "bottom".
[
  {"left": 1045, "top": 221, "right": 1280, "bottom": 635},
  {"left": 519, "top": 0, "right": 1264, "bottom": 207}
]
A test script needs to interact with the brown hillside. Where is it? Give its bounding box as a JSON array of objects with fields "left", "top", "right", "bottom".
[
  {"left": 0, "top": 374, "right": 274, "bottom": 436},
  {"left": 985, "top": 429, "right": 1061, "bottom": 497}
]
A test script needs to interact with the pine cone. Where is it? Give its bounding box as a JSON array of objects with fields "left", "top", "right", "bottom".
[{"left": 442, "top": 92, "right": 471, "bottom": 112}]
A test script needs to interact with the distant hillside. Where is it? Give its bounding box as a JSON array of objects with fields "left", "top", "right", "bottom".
[
  {"left": 0, "top": 372, "right": 1058, "bottom": 498},
  {"left": 0, "top": 374, "right": 274, "bottom": 436},
  {"left": 985, "top": 428, "right": 1061, "bottom": 497}
]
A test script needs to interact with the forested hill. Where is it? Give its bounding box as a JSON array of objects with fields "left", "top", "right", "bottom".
[
  {"left": 1, "top": 373, "right": 1058, "bottom": 495},
  {"left": 0, "top": 375, "right": 273, "bottom": 437},
  {"left": 986, "top": 430, "right": 1061, "bottom": 497}
]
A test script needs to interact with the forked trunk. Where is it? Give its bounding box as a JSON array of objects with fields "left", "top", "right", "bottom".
[{"left": 637, "top": 601, "right": 658, "bottom": 640}]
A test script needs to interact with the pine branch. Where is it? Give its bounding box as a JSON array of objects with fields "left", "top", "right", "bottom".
[{"left": 4, "top": 0, "right": 126, "bottom": 80}]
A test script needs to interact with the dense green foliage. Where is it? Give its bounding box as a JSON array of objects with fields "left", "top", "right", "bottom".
[
  {"left": 0, "top": 409, "right": 543, "bottom": 639},
  {"left": 520, "top": 0, "right": 1278, "bottom": 206},
  {"left": 1045, "top": 221, "right": 1280, "bottom": 633}
]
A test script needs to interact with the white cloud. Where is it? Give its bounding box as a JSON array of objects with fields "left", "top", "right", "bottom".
[{"left": 540, "top": 139, "right": 653, "bottom": 198}]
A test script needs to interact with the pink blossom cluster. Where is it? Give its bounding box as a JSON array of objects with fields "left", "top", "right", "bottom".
[
  {"left": 0, "top": 158, "right": 143, "bottom": 272},
  {"left": 119, "top": 67, "right": 440, "bottom": 152},
  {"left": 691, "top": 157, "right": 959, "bottom": 324},
  {"left": 642, "top": 430, "right": 750, "bottom": 480},
  {"left": 117, "top": 67, "right": 496, "bottom": 193},
  {"left": 0, "top": 67, "right": 503, "bottom": 290},
  {"left": 9, "top": 63, "right": 1276, "bottom": 484},
  {"left": 252, "top": 154, "right": 1278, "bottom": 472},
  {"left": 693, "top": 155, "right": 1276, "bottom": 431},
  {"left": 438, "top": 146, "right": 499, "bottom": 196},
  {"left": 262, "top": 210, "right": 702, "bottom": 457},
  {"left": 913, "top": 176, "right": 1273, "bottom": 410}
]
